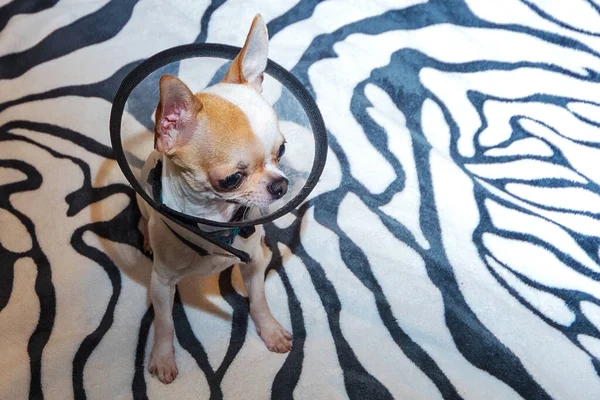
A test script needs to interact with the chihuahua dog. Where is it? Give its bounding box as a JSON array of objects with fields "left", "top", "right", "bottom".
[{"left": 137, "top": 15, "right": 292, "bottom": 384}]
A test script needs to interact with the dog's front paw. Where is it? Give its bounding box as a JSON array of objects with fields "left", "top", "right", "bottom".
[
  {"left": 148, "top": 344, "right": 178, "bottom": 384},
  {"left": 256, "top": 318, "right": 292, "bottom": 353}
]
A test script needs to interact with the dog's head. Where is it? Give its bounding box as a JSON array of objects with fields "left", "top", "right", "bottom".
[{"left": 153, "top": 14, "right": 287, "bottom": 207}]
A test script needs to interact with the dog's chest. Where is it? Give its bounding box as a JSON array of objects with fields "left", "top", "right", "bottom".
[
  {"left": 176, "top": 237, "right": 256, "bottom": 277},
  {"left": 163, "top": 223, "right": 263, "bottom": 279},
  {"left": 184, "top": 253, "right": 238, "bottom": 277}
]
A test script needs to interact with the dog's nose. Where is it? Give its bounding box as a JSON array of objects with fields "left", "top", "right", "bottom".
[{"left": 267, "top": 177, "right": 288, "bottom": 199}]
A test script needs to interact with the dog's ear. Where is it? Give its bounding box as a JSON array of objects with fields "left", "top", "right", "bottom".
[
  {"left": 154, "top": 75, "right": 201, "bottom": 154},
  {"left": 222, "top": 14, "right": 268, "bottom": 92}
]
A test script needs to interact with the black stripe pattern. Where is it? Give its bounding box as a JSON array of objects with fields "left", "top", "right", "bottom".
[{"left": 1, "top": 1, "right": 600, "bottom": 399}]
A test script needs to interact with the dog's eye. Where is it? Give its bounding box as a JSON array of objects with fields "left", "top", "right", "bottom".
[
  {"left": 219, "top": 172, "right": 243, "bottom": 190},
  {"left": 277, "top": 143, "right": 286, "bottom": 160}
]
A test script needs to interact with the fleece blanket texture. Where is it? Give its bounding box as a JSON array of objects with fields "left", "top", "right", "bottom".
[{"left": 1, "top": 1, "right": 600, "bottom": 399}]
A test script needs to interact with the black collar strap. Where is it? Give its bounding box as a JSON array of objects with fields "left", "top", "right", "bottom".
[{"left": 164, "top": 223, "right": 210, "bottom": 256}]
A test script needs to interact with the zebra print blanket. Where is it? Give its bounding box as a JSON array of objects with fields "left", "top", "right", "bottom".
[{"left": 2, "top": 1, "right": 600, "bottom": 399}]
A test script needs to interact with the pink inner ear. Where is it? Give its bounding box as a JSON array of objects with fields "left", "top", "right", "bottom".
[
  {"left": 161, "top": 113, "right": 178, "bottom": 130},
  {"left": 160, "top": 104, "right": 184, "bottom": 131}
]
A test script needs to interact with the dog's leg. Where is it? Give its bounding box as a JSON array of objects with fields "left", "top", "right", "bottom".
[
  {"left": 139, "top": 216, "right": 152, "bottom": 255},
  {"left": 148, "top": 268, "right": 178, "bottom": 383},
  {"left": 240, "top": 241, "right": 292, "bottom": 353},
  {"left": 137, "top": 195, "right": 152, "bottom": 254}
]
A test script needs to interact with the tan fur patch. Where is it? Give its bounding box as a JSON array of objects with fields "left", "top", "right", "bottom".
[
  {"left": 173, "top": 93, "right": 265, "bottom": 190},
  {"left": 222, "top": 54, "right": 246, "bottom": 85}
]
